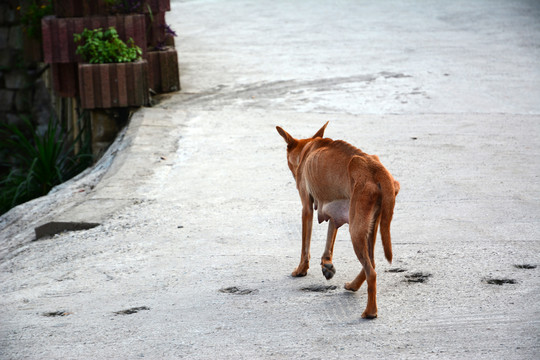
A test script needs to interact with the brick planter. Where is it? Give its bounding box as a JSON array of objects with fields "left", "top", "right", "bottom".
[
  {"left": 145, "top": 0, "right": 171, "bottom": 13},
  {"left": 52, "top": 0, "right": 170, "bottom": 17},
  {"left": 146, "top": 12, "right": 166, "bottom": 48},
  {"left": 42, "top": 14, "right": 147, "bottom": 63},
  {"left": 51, "top": 63, "right": 79, "bottom": 97},
  {"left": 146, "top": 12, "right": 177, "bottom": 49},
  {"left": 52, "top": 0, "right": 109, "bottom": 18},
  {"left": 110, "top": 0, "right": 171, "bottom": 14},
  {"left": 146, "top": 48, "right": 180, "bottom": 93},
  {"left": 78, "top": 60, "right": 149, "bottom": 109}
]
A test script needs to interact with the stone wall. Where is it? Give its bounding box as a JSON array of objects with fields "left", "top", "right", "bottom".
[{"left": 0, "top": 0, "right": 55, "bottom": 133}]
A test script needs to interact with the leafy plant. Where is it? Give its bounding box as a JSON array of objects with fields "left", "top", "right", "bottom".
[
  {"left": 74, "top": 27, "right": 142, "bottom": 64},
  {"left": 0, "top": 116, "right": 93, "bottom": 216},
  {"left": 18, "top": 0, "right": 54, "bottom": 40}
]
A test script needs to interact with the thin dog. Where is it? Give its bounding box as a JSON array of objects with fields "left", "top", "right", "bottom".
[{"left": 276, "top": 122, "right": 400, "bottom": 319}]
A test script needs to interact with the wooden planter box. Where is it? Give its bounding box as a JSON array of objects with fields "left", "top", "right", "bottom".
[
  {"left": 52, "top": 0, "right": 170, "bottom": 17},
  {"left": 53, "top": 0, "right": 109, "bottom": 18},
  {"left": 52, "top": 63, "right": 79, "bottom": 97},
  {"left": 112, "top": 0, "right": 171, "bottom": 14},
  {"left": 145, "top": 12, "right": 176, "bottom": 49},
  {"left": 146, "top": 12, "right": 166, "bottom": 48},
  {"left": 78, "top": 60, "right": 149, "bottom": 109},
  {"left": 42, "top": 14, "right": 147, "bottom": 63},
  {"left": 144, "top": 0, "right": 171, "bottom": 13},
  {"left": 146, "top": 48, "right": 180, "bottom": 93}
]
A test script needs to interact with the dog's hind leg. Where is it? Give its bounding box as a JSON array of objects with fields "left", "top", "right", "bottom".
[
  {"left": 345, "top": 269, "right": 366, "bottom": 292},
  {"left": 344, "top": 213, "right": 380, "bottom": 291},
  {"left": 356, "top": 246, "right": 378, "bottom": 319},
  {"left": 345, "top": 211, "right": 381, "bottom": 291},
  {"left": 292, "top": 205, "right": 313, "bottom": 277},
  {"left": 346, "top": 181, "right": 380, "bottom": 319},
  {"left": 321, "top": 219, "right": 338, "bottom": 280},
  {"left": 345, "top": 190, "right": 381, "bottom": 291}
]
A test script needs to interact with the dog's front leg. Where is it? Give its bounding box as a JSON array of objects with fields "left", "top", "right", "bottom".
[
  {"left": 321, "top": 219, "right": 338, "bottom": 280},
  {"left": 292, "top": 205, "right": 313, "bottom": 277}
]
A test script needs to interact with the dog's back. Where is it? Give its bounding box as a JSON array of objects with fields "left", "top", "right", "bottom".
[{"left": 298, "top": 139, "right": 361, "bottom": 202}]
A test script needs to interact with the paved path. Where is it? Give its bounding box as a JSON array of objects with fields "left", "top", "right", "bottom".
[{"left": 1, "top": 1, "right": 539, "bottom": 359}]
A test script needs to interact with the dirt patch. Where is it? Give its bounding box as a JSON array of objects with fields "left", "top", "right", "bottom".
[
  {"left": 301, "top": 285, "right": 338, "bottom": 292},
  {"left": 42, "top": 311, "right": 72, "bottom": 317},
  {"left": 484, "top": 278, "right": 517, "bottom": 285},
  {"left": 219, "top": 286, "right": 258, "bottom": 295},
  {"left": 114, "top": 306, "right": 150, "bottom": 315},
  {"left": 514, "top": 264, "right": 536, "bottom": 269},
  {"left": 404, "top": 272, "right": 432, "bottom": 283},
  {"left": 386, "top": 267, "right": 407, "bottom": 273}
]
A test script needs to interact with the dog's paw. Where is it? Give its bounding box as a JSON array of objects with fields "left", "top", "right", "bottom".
[
  {"left": 321, "top": 263, "right": 336, "bottom": 280},
  {"left": 361, "top": 310, "right": 378, "bottom": 320},
  {"left": 344, "top": 282, "right": 360, "bottom": 292},
  {"left": 292, "top": 268, "right": 308, "bottom": 277}
]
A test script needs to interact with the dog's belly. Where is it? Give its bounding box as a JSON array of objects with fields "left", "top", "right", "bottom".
[{"left": 317, "top": 199, "right": 350, "bottom": 228}]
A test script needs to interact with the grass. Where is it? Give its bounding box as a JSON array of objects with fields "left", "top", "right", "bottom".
[{"left": 0, "top": 115, "right": 92, "bottom": 216}]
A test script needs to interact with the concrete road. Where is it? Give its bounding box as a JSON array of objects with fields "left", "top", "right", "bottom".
[{"left": 1, "top": 0, "right": 539, "bottom": 359}]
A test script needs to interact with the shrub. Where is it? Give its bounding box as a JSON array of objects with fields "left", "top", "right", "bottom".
[
  {"left": 74, "top": 27, "right": 142, "bottom": 64},
  {"left": 19, "top": 0, "right": 54, "bottom": 40}
]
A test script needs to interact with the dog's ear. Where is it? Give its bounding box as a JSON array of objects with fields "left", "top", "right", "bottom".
[
  {"left": 276, "top": 126, "right": 298, "bottom": 147},
  {"left": 312, "top": 121, "right": 329, "bottom": 139}
]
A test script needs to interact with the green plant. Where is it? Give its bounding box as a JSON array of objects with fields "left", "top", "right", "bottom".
[
  {"left": 74, "top": 27, "right": 142, "bottom": 64},
  {"left": 19, "top": 0, "right": 53, "bottom": 40},
  {"left": 0, "top": 116, "right": 93, "bottom": 216}
]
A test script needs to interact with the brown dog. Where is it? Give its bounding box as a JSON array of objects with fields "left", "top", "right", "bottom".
[{"left": 276, "top": 122, "right": 400, "bottom": 319}]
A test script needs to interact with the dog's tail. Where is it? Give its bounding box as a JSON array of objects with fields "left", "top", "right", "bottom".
[
  {"left": 376, "top": 163, "right": 399, "bottom": 264},
  {"left": 349, "top": 156, "right": 399, "bottom": 264}
]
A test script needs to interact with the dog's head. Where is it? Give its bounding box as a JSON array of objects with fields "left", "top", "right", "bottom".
[{"left": 276, "top": 122, "right": 329, "bottom": 179}]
